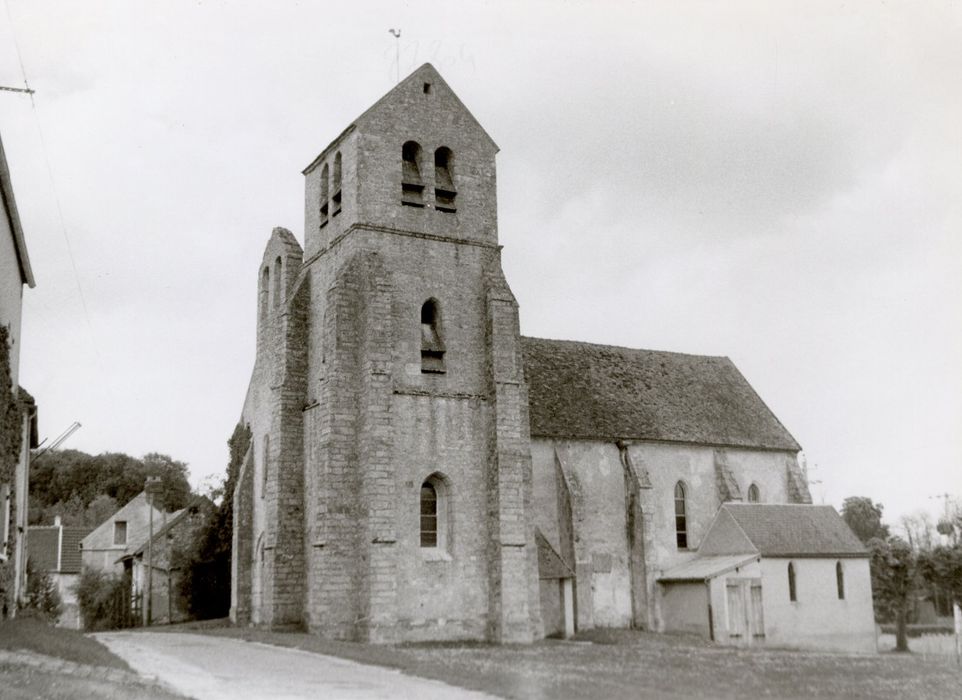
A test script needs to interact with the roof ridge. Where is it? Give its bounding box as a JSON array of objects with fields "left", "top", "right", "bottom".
[{"left": 521, "top": 335, "right": 728, "bottom": 361}]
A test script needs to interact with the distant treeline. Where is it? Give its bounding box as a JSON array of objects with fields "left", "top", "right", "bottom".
[{"left": 29, "top": 449, "right": 192, "bottom": 526}]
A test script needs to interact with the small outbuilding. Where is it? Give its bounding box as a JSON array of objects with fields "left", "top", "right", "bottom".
[{"left": 659, "top": 504, "right": 876, "bottom": 653}]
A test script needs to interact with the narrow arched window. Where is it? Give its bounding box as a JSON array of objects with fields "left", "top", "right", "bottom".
[
  {"left": 259, "top": 266, "right": 270, "bottom": 326},
  {"left": 674, "top": 481, "right": 688, "bottom": 549},
  {"left": 420, "top": 481, "right": 438, "bottom": 547},
  {"left": 747, "top": 483, "right": 760, "bottom": 503},
  {"left": 332, "top": 152, "right": 342, "bottom": 216},
  {"left": 788, "top": 562, "right": 797, "bottom": 602},
  {"left": 401, "top": 141, "right": 424, "bottom": 207},
  {"left": 272, "top": 257, "right": 282, "bottom": 309},
  {"left": 434, "top": 147, "right": 456, "bottom": 212},
  {"left": 319, "top": 163, "right": 330, "bottom": 227},
  {"left": 420, "top": 299, "right": 445, "bottom": 373},
  {"left": 836, "top": 561, "right": 844, "bottom": 600},
  {"left": 261, "top": 434, "right": 270, "bottom": 498}
]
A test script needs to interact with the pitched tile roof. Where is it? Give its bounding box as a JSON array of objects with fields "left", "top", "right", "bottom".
[
  {"left": 59, "top": 528, "right": 90, "bottom": 573},
  {"left": 722, "top": 504, "right": 867, "bottom": 557},
  {"left": 27, "top": 528, "right": 59, "bottom": 571},
  {"left": 521, "top": 337, "right": 801, "bottom": 451},
  {"left": 26, "top": 526, "right": 91, "bottom": 573}
]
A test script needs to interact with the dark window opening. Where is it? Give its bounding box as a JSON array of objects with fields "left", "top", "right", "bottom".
[
  {"left": 420, "top": 299, "right": 445, "bottom": 373},
  {"left": 401, "top": 141, "right": 424, "bottom": 207},
  {"left": 836, "top": 561, "right": 845, "bottom": 600},
  {"left": 423, "top": 82, "right": 432, "bottom": 94},
  {"left": 788, "top": 562, "right": 797, "bottom": 602},
  {"left": 434, "top": 147, "right": 457, "bottom": 212},
  {"left": 332, "top": 152, "right": 342, "bottom": 216},
  {"left": 747, "top": 483, "right": 760, "bottom": 503},
  {"left": 273, "top": 257, "right": 282, "bottom": 309},
  {"left": 320, "top": 163, "right": 330, "bottom": 227},
  {"left": 674, "top": 481, "right": 688, "bottom": 549},
  {"left": 420, "top": 482, "right": 438, "bottom": 547},
  {"left": 113, "top": 521, "right": 127, "bottom": 546}
]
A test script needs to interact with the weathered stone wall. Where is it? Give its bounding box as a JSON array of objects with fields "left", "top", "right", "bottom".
[{"left": 531, "top": 438, "right": 799, "bottom": 631}]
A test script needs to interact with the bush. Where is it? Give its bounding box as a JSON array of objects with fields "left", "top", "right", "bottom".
[
  {"left": 23, "top": 562, "right": 62, "bottom": 622},
  {"left": 75, "top": 569, "right": 134, "bottom": 631}
]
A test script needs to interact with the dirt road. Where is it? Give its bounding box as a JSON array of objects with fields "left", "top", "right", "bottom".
[{"left": 94, "top": 631, "right": 496, "bottom": 700}]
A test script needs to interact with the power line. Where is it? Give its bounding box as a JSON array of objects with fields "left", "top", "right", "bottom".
[{"left": 3, "top": 0, "right": 99, "bottom": 360}]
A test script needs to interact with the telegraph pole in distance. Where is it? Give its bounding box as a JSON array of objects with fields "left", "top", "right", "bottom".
[{"left": 144, "top": 476, "right": 163, "bottom": 626}]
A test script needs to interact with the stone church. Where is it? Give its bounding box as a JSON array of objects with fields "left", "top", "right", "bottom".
[{"left": 231, "top": 64, "right": 816, "bottom": 644}]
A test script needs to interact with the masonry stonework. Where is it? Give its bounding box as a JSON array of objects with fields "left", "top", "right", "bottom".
[{"left": 231, "top": 64, "right": 815, "bottom": 644}]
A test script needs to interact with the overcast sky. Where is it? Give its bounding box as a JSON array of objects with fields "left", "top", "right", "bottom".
[{"left": 2, "top": 1, "right": 959, "bottom": 528}]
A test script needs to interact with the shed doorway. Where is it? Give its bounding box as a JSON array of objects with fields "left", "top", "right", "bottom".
[{"left": 725, "top": 578, "right": 764, "bottom": 646}]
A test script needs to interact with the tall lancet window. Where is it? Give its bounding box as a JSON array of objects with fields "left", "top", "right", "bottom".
[
  {"left": 401, "top": 141, "right": 424, "bottom": 207},
  {"left": 420, "top": 299, "right": 445, "bottom": 373},
  {"left": 434, "top": 147, "right": 456, "bottom": 212},
  {"left": 674, "top": 481, "right": 688, "bottom": 549},
  {"left": 332, "top": 151, "right": 342, "bottom": 216},
  {"left": 320, "top": 163, "right": 330, "bottom": 227}
]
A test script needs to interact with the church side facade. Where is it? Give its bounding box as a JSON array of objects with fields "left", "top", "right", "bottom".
[{"left": 231, "top": 64, "right": 815, "bottom": 644}]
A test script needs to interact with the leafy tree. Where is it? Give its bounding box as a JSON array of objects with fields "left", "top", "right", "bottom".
[
  {"left": 900, "top": 512, "right": 937, "bottom": 552},
  {"left": 179, "top": 423, "right": 251, "bottom": 619},
  {"left": 75, "top": 569, "right": 131, "bottom": 631},
  {"left": 29, "top": 449, "right": 192, "bottom": 525},
  {"left": 918, "top": 544, "right": 962, "bottom": 608},
  {"left": 869, "top": 537, "right": 916, "bottom": 652},
  {"left": 841, "top": 496, "right": 890, "bottom": 544}
]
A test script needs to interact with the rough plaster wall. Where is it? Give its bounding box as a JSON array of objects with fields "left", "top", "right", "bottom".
[
  {"left": 531, "top": 438, "right": 799, "bottom": 631},
  {"left": 660, "top": 583, "right": 710, "bottom": 636},
  {"left": 761, "top": 557, "right": 876, "bottom": 653}
]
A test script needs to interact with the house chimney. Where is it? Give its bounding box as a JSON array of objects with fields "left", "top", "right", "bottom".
[{"left": 54, "top": 515, "right": 61, "bottom": 527}]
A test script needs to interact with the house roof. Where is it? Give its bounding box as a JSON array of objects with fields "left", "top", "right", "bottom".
[
  {"left": 27, "top": 528, "right": 59, "bottom": 571},
  {"left": 521, "top": 337, "right": 801, "bottom": 451},
  {"left": 127, "top": 496, "right": 212, "bottom": 558},
  {"left": 659, "top": 554, "right": 759, "bottom": 582},
  {"left": 722, "top": 504, "right": 868, "bottom": 558},
  {"left": 0, "top": 131, "right": 35, "bottom": 287},
  {"left": 27, "top": 525, "right": 92, "bottom": 573}
]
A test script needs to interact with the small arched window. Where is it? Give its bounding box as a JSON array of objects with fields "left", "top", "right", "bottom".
[
  {"left": 320, "top": 163, "right": 330, "bottom": 227},
  {"left": 420, "top": 481, "right": 438, "bottom": 547},
  {"left": 747, "top": 483, "right": 760, "bottom": 503},
  {"left": 273, "top": 257, "right": 282, "bottom": 309},
  {"left": 259, "top": 266, "right": 270, "bottom": 326},
  {"left": 420, "top": 299, "right": 445, "bottom": 373},
  {"left": 674, "top": 481, "right": 688, "bottom": 549},
  {"left": 434, "top": 147, "right": 456, "bottom": 212},
  {"left": 788, "top": 562, "right": 797, "bottom": 602},
  {"left": 332, "top": 152, "right": 342, "bottom": 216},
  {"left": 419, "top": 474, "right": 448, "bottom": 550},
  {"left": 261, "top": 434, "right": 270, "bottom": 497},
  {"left": 836, "top": 561, "right": 845, "bottom": 600},
  {"left": 401, "top": 141, "right": 424, "bottom": 207}
]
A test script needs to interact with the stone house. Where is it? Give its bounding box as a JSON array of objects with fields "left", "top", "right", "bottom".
[
  {"left": 26, "top": 517, "right": 91, "bottom": 628},
  {"left": 0, "top": 130, "right": 38, "bottom": 618},
  {"left": 231, "top": 64, "right": 854, "bottom": 646},
  {"left": 119, "top": 497, "right": 212, "bottom": 625},
  {"left": 80, "top": 491, "right": 164, "bottom": 575},
  {"left": 660, "top": 504, "right": 875, "bottom": 652}
]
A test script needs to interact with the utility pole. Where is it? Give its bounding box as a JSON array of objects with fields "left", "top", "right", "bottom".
[{"left": 144, "top": 476, "right": 163, "bottom": 626}]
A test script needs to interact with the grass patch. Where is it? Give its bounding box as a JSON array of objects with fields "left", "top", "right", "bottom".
[
  {"left": 0, "top": 616, "right": 128, "bottom": 670},
  {"left": 173, "top": 622, "right": 962, "bottom": 699}
]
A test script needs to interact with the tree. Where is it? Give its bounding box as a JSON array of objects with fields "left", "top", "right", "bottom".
[
  {"left": 918, "top": 544, "right": 962, "bottom": 609},
  {"left": 841, "top": 496, "right": 890, "bottom": 544},
  {"left": 179, "top": 423, "right": 251, "bottom": 619},
  {"left": 900, "top": 511, "right": 937, "bottom": 552},
  {"left": 24, "top": 560, "right": 63, "bottom": 621},
  {"left": 869, "top": 537, "right": 916, "bottom": 652}
]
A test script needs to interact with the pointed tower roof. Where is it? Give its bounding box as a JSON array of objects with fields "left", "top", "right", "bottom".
[{"left": 303, "top": 63, "right": 498, "bottom": 174}]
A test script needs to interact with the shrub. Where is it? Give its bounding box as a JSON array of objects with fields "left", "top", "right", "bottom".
[
  {"left": 75, "top": 569, "right": 134, "bottom": 631},
  {"left": 23, "top": 562, "right": 63, "bottom": 622}
]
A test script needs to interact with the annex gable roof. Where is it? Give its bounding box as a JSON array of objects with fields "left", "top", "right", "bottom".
[
  {"left": 521, "top": 337, "right": 801, "bottom": 451},
  {"left": 27, "top": 525, "right": 92, "bottom": 574},
  {"left": 720, "top": 504, "right": 867, "bottom": 558},
  {"left": 303, "top": 63, "right": 498, "bottom": 175}
]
